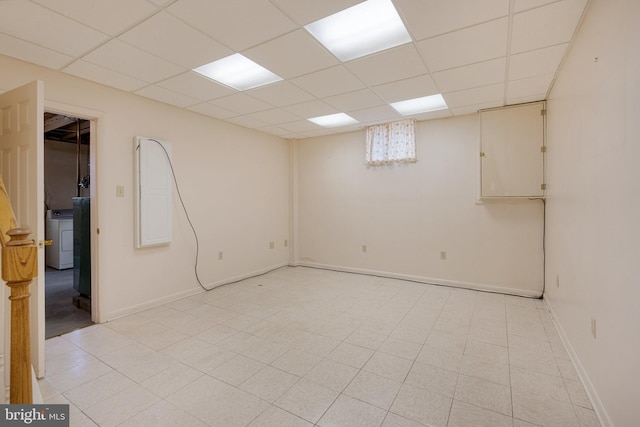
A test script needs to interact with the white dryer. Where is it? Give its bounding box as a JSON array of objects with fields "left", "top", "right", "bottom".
[{"left": 46, "top": 209, "right": 73, "bottom": 269}]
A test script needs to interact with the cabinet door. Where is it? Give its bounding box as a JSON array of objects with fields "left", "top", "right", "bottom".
[{"left": 481, "top": 102, "right": 545, "bottom": 198}]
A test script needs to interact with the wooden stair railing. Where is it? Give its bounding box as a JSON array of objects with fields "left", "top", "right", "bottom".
[{"left": 0, "top": 176, "right": 37, "bottom": 404}]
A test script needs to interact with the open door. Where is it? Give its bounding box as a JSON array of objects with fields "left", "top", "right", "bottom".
[{"left": 0, "top": 81, "right": 45, "bottom": 392}]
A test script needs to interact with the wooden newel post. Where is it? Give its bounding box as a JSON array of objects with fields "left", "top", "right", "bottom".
[{"left": 1, "top": 226, "right": 37, "bottom": 404}]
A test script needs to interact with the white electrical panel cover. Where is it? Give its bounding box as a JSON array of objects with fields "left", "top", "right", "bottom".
[
  {"left": 480, "top": 102, "right": 546, "bottom": 198},
  {"left": 134, "top": 136, "right": 172, "bottom": 247}
]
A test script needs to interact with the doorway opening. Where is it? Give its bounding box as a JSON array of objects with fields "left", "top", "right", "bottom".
[{"left": 44, "top": 112, "right": 94, "bottom": 338}]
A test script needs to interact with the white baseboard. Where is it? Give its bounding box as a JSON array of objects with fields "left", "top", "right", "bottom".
[
  {"left": 105, "top": 263, "right": 289, "bottom": 322},
  {"left": 544, "top": 297, "right": 612, "bottom": 427},
  {"left": 296, "top": 262, "right": 543, "bottom": 298}
]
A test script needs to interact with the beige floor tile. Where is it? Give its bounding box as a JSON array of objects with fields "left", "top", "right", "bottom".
[
  {"left": 193, "top": 324, "right": 239, "bottom": 344},
  {"left": 565, "top": 379, "right": 593, "bottom": 409},
  {"left": 46, "top": 357, "right": 113, "bottom": 393},
  {"left": 97, "top": 342, "right": 155, "bottom": 369},
  {"left": 510, "top": 366, "right": 570, "bottom": 403},
  {"left": 240, "top": 365, "right": 299, "bottom": 402},
  {"left": 240, "top": 337, "right": 291, "bottom": 364},
  {"left": 118, "top": 351, "right": 176, "bottom": 383},
  {"left": 209, "top": 354, "right": 266, "bottom": 386},
  {"left": 390, "top": 383, "right": 452, "bottom": 427},
  {"left": 381, "top": 412, "right": 426, "bottom": 427},
  {"left": 327, "top": 342, "right": 374, "bottom": 368},
  {"left": 447, "top": 400, "right": 513, "bottom": 427},
  {"left": 294, "top": 333, "right": 341, "bottom": 357},
  {"left": 318, "top": 394, "right": 387, "bottom": 427},
  {"left": 465, "top": 339, "right": 509, "bottom": 364},
  {"left": 405, "top": 361, "right": 458, "bottom": 397},
  {"left": 275, "top": 378, "right": 340, "bottom": 424},
  {"left": 425, "top": 330, "right": 467, "bottom": 354},
  {"left": 63, "top": 371, "right": 136, "bottom": 410},
  {"left": 117, "top": 400, "right": 209, "bottom": 427},
  {"left": 83, "top": 384, "right": 160, "bottom": 427},
  {"left": 390, "top": 324, "right": 431, "bottom": 345},
  {"left": 454, "top": 374, "right": 512, "bottom": 416},
  {"left": 182, "top": 343, "right": 236, "bottom": 373},
  {"left": 304, "top": 358, "right": 359, "bottom": 392},
  {"left": 344, "top": 370, "right": 401, "bottom": 410},
  {"left": 378, "top": 337, "right": 422, "bottom": 360},
  {"left": 346, "top": 329, "right": 388, "bottom": 350},
  {"left": 574, "top": 406, "right": 601, "bottom": 427},
  {"left": 315, "top": 320, "right": 357, "bottom": 341},
  {"left": 140, "top": 362, "right": 203, "bottom": 398},
  {"left": 248, "top": 405, "right": 313, "bottom": 427},
  {"left": 167, "top": 375, "right": 269, "bottom": 427},
  {"left": 512, "top": 392, "right": 579, "bottom": 427},
  {"left": 460, "top": 354, "right": 510, "bottom": 385},
  {"left": 416, "top": 345, "right": 463, "bottom": 372},
  {"left": 363, "top": 352, "right": 413, "bottom": 382},
  {"left": 271, "top": 349, "right": 323, "bottom": 377}
]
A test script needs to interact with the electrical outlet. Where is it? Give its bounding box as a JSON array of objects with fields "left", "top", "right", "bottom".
[
  {"left": 269, "top": 241, "right": 275, "bottom": 249},
  {"left": 284, "top": 239, "right": 288, "bottom": 247},
  {"left": 591, "top": 317, "right": 597, "bottom": 339},
  {"left": 116, "top": 185, "right": 125, "bottom": 197},
  {"left": 218, "top": 251, "right": 223, "bottom": 260},
  {"left": 440, "top": 251, "right": 447, "bottom": 260},
  {"left": 362, "top": 245, "right": 367, "bottom": 253}
]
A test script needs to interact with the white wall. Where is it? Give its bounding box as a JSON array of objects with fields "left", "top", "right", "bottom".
[
  {"left": 545, "top": 0, "right": 640, "bottom": 425},
  {"left": 0, "top": 55, "right": 291, "bottom": 322},
  {"left": 295, "top": 114, "right": 544, "bottom": 296}
]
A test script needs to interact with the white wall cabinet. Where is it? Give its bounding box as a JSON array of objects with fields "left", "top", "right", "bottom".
[{"left": 480, "top": 102, "right": 546, "bottom": 198}]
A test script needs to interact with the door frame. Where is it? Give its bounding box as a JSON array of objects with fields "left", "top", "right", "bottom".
[{"left": 45, "top": 101, "right": 101, "bottom": 327}]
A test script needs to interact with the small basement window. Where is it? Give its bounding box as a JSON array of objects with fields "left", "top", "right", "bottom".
[{"left": 366, "top": 119, "right": 416, "bottom": 165}]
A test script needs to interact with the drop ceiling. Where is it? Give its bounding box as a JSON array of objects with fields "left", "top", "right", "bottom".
[{"left": 0, "top": 0, "right": 589, "bottom": 139}]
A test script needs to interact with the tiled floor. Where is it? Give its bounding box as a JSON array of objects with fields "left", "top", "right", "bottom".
[{"left": 39, "top": 267, "right": 600, "bottom": 427}]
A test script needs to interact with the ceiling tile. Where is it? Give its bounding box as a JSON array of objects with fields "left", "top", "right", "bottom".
[
  {"left": 208, "top": 93, "right": 273, "bottom": 115},
  {"left": 443, "top": 83, "right": 505, "bottom": 108},
  {"left": 323, "top": 89, "right": 385, "bottom": 112},
  {"left": 291, "top": 65, "right": 365, "bottom": 98},
  {"left": 412, "top": 109, "right": 453, "bottom": 121},
  {"left": 187, "top": 102, "right": 237, "bottom": 120},
  {"left": 63, "top": 60, "right": 148, "bottom": 92},
  {"left": 135, "top": 85, "right": 200, "bottom": 108},
  {"left": 348, "top": 105, "right": 399, "bottom": 124},
  {"left": 278, "top": 120, "right": 323, "bottom": 133},
  {"left": 31, "top": 0, "right": 157, "bottom": 36},
  {"left": 268, "top": 0, "right": 363, "bottom": 25},
  {"left": 395, "top": 0, "right": 510, "bottom": 40},
  {"left": 246, "top": 81, "right": 315, "bottom": 107},
  {"left": 157, "top": 72, "right": 236, "bottom": 101},
  {"left": 509, "top": 44, "right": 568, "bottom": 81},
  {"left": 247, "top": 108, "right": 301, "bottom": 124},
  {"left": 417, "top": 18, "right": 508, "bottom": 72},
  {"left": 0, "top": 33, "right": 74, "bottom": 70},
  {"left": 83, "top": 39, "right": 185, "bottom": 83},
  {"left": 0, "top": 1, "right": 108, "bottom": 57},
  {"left": 511, "top": 0, "right": 588, "bottom": 54},
  {"left": 372, "top": 74, "right": 439, "bottom": 103},
  {"left": 450, "top": 100, "right": 503, "bottom": 116},
  {"left": 244, "top": 30, "right": 339, "bottom": 79},
  {"left": 119, "top": 12, "right": 233, "bottom": 69},
  {"left": 345, "top": 44, "right": 428, "bottom": 87},
  {"left": 507, "top": 73, "right": 554, "bottom": 101},
  {"left": 281, "top": 100, "right": 339, "bottom": 118},
  {"left": 514, "top": 0, "right": 558, "bottom": 13},
  {"left": 258, "top": 125, "right": 291, "bottom": 137},
  {"left": 226, "top": 115, "right": 269, "bottom": 129},
  {"left": 168, "top": 0, "right": 297, "bottom": 51},
  {"left": 432, "top": 58, "right": 506, "bottom": 93}
]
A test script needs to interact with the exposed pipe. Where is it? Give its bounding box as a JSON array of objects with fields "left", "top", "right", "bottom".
[{"left": 76, "top": 119, "right": 81, "bottom": 197}]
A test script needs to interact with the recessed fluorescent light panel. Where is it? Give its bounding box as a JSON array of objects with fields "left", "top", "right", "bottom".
[
  {"left": 193, "top": 53, "right": 282, "bottom": 91},
  {"left": 390, "top": 94, "right": 448, "bottom": 115},
  {"left": 304, "top": 0, "right": 412, "bottom": 61},
  {"left": 308, "top": 113, "right": 359, "bottom": 127}
]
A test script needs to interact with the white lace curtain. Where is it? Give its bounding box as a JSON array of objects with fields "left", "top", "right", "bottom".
[{"left": 366, "top": 119, "right": 416, "bottom": 165}]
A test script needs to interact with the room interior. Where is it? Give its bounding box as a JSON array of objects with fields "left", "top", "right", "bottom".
[{"left": 0, "top": 0, "right": 638, "bottom": 426}]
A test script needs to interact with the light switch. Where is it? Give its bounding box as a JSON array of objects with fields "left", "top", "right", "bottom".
[{"left": 116, "top": 185, "right": 125, "bottom": 197}]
